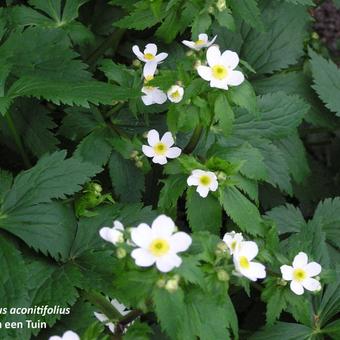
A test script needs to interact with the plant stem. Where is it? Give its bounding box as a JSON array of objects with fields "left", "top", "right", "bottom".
[
  {"left": 114, "top": 309, "right": 143, "bottom": 336},
  {"left": 5, "top": 112, "right": 31, "bottom": 168},
  {"left": 183, "top": 124, "right": 203, "bottom": 154}
]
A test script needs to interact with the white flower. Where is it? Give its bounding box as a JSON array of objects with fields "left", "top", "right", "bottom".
[
  {"left": 182, "top": 33, "right": 217, "bottom": 51},
  {"left": 142, "top": 129, "right": 182, "bottom": 165},
  {"left": 233, "top": 241, "right": 266, "bottom": 281},
  {"left": 222, "top": 231, "right": 243, "bottom": 255},
  {"left": 280, "top": 252, "right": 322, "bottom": 295},
  {"left": 131, "top": 215, "right": 192, "bottom": 273},
  {"left": 49, "top": 331, "right": 79, "bottom": 340},
  {"left": 141, "top": 86, "right": 167, "bottom": 106},
  {"left": 197, "top": 45, "right": 244, "bottom": 90},
  {"left": 187, "top": 170, "right": 218, "bottom": 198},
  {"left": 132, "top": 43, "right": 168, "bottom": 64},
  {"left": 94, "top": 299, "right": 130, "bottom": 334},
  {"left": 143, "top": 62, "right": 157, "bottom": 81},
  {"left": 167, "top": 85, "right": 184, "bottom": 103},
  {"left": 99, "top": 221, "right": 124, "bottom": 245}
]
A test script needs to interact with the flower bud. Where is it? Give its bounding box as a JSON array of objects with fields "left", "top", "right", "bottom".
[
  {"left": 132, "top": 59, "right": 141, "bottom": 67},
  {"left": 217, "top": 270, "right": 230, "bottom": 282},
  {"left": 186, "top": 50, "right": 194, "bottom": 57},
  {"left": 130, "top": 150, "right": 139, "bottom": 159},
  {"left": 216, "top": 171, "right": 227, "bottom": 181},
  {"left": 208, "top": 5, "right": 215, "bottom": 14},
  {"left": 216, "top": 0, "right": 226, "bottom": 12},
  {"left": 93, "top": 183, "right": 103, "bottom": 194},
  {"left": 135, "top": 160, "right": 143, "bottom": 168},
  {"left": 217, "top": 241, "right": 228, "bottom": 253},
  {"left": 165, "top": 279, "right": 179, "bottom": 292},
  {"left": 278, "top": 278, "right": 287, "bottom": 286},
  {"left": 194, "top": 60, "right": 202, "bottom": 69},
  {"left": 157, "top": 279, "right": 166, "bottom": 288},
  {"left": 116, "top": 247, "right": 127, "bottom": 259}
]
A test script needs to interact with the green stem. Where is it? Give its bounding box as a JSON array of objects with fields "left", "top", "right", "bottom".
[
  {"left": 183, "top": 124, "right": 203, "bottom": 154},
  {"left": 114, "top": 309, "right": 143, "bottom": 337},
  {"left": 5, "top": 112, "right": 31, "bottom": 168},
  {"left": 86, "top": 29, "right": 126, "bottom": 70}
]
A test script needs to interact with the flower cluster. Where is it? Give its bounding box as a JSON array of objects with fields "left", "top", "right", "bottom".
[{"left": 223, "top": 231, "right": 266, "bottom": 281}]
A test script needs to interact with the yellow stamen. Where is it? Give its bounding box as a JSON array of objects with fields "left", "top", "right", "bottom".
[
  {"left": 144, "top": 53, "right": 155, "bottom": 61},
  {"left": 149, "top": 239, "right": 170, "bottom": 256},
  {"left": 199, "top": 175, "right": 212, "bottom": 186},
  {"left": 231, "top": 240, "right": 237, "bottom": 251},
  {"left": 144, "top": 75, "right": 154, "bottom": 82},
  {"left": 212, "top": 65, "right": 228, "bottom": 80},
  {"left": 171, "top": 90, "right": 180, "bottom": 99},
  {"left": 153, "top": 142, "right": 167, "bottom": 155},
  {"left": 293, "top": 268, "right": 307, "bottom": 282},
  {"left": 195, "top": 39, "right": 205, "bottom": 45},
  {"left": 239, "top": 256, "right": 250, "bottom": 269}
]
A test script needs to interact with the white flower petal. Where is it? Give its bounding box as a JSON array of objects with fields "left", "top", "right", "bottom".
[
  {"left": 304, "top": 262, "right": 322, "bottom": 277},
  {"left": 111, "top": 299, "right": 130, "bottom": 316},
  {"left": 280, "top": 265, "right": 294, "bottom": 281},
  {"left": 290, "top": 280, "right": 304, "bottom": 295},
  {"left": 198, "top": 33, "right": 208, "bottom": 42},
  {"left": 152, "top": 89, "right": 167, "bottom": 104},
  {"left": 132, "top": 45, "right": 145, "bottom": 61},
  {"left": 170, "top": 232, "right": 192, "bottom": 252},
  {"left": 192, "top": 169, "right": 205, "bottom": 177},
  {"left": 108, "top": 323, "right": 115, "bottom": 333},
  {"left": 221, "top": 50, "right": 239, "bottom": 69},
  {"left": 208, "top": 35, "right": 217, "bottom": 46},
  {"left": 131, "top": 248, "right": 156, "bottom": 267},
  {"left": 152, "top": 155, "right": 168, "bottom": 164},
  {"left": 113, "top": 221, "right": 124, "bottom": 231},
  {"left": 196, "top": 185, "right": 210, "bottom": 198},
  {"left": 248, "top": 262, "right": 266, "bottom": 280},
  {"left": 144, "top": 43, "right": 157, "bottom": 55},
  {"left": 94, "top": 312, "right": 108, "bottom": 323},
  {"left": 131, "top": 223, "right": 152, "bottom": 248},
  {"left": 187, "top": 175, "right": 199, "bottom": 186},
  {"left": 63, "top": 331, "right": 80, "bottom": 340},
  {"left": 147, "top": 129, "right": 160, "bottom": 146},
  {"left": 156, "top": 253, "right": 182, "bottom": 272},
  {"left": 142, "top": 145, "right": 155, "bottom": 158},
  {"left": 49, "top": 337, "right": 62, "bottom": 340},
  {"left": 166, "top": 147, "right": 182, "bottom": 159},
  {"left": 151, "top": 214, "right": 175, "bottom": 237},
  {"left": 161, "top": 132, "right": 175, "bottom": 147},
  {"left": 143, "top": 62, "right": 157, "bottom": 79},
  {"left": 302, "top": 278, "right": 321, "bottom": 292},
  {"left": 227, "top": 70, "right": 245, "bottom": 86},
  {"left": 197, "top": 66, "right": 212, "bottom": 81},
  {"left": 207, "top": 45, "right": 221, "bottom": 66},
  {"left": 210, "top": 78, "right": 229, "bottom": 90},
  {"left": 238, "top": 241, "right": 258, "bottom": 261},
  {"left": 293, "top": 252, "right": 308, "bottom": 268},
  {"left": 182, "top": 40, "right": 196, "bottom": 49},
  {"left": 155, "top": 52, "right": 168, "bottom": 63},
  {"left": 209, "top": 179, "right": 218, "bottom": 191},
  {"left": 99, "top": 227, "right": 112, "bottom": 242},
  {"left": 141, "top": 94, "right": 153, "bottom": 106}
]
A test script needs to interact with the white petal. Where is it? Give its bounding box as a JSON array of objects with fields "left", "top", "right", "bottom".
[
  {"left": 227, "top": 70, "right": 245, "bottom": 86},
  {"left": 143, "top": 62, "right": 157, "bottom": 79},
  {"left": 142, "top": 145, "right": 155, "bottom": 158},
  {"left": 141, "top": 94, "right": 153, "bottom": 106},
  {"left": 198, "top": 33, "right": 208, "bottom": 42},
  {"left": 63, "top": 331, "right": 80, "bottom": 340},
  {"left": 152, "top": 155, "right": 168, "bottom": 165},
  {"left": 49, "top": 337, "right": 62, "bottom": 340},
  {"left": 187, "top": 175, "right": 199, "bottom": 186},
  {"left": 192, "top": 169, "right": 205, "bottom": 177},
  {"left": 144, "top": 43, "right": 157, "bottom": 55},
  {"left": 99, "top": 227, "right": 112, "bottom": 242},
  {"left": 197, "top": 185, "right": 210, "bottom": 198},
  {"left": 108, "top": 323, "right": 115, "bottom": 333},
  {"left": 280, "top": 265, "right": 294, "bottom": 281},
  {"left": 170, "top": 232, "right": 192, "bottom": 252},
  {"left": 113, "top": 221, "right": 124, "bottom": 231},
  {"left": 182, "top": 40, "right": 196, "bottom": 49},
  {"left": 151, "top": 215, "right": 175, "bottom": 237},
  {"left": 249, "top": 262, "right": 266, "bottom": 279},
  {"left": 208, "top": 35, "right": 217, "bottom": 46},
  {"left": 111, "top": 299, "right": 129, "bottom": 316},
  {"left": 290, "top": 280, "right": 304, "bottom": 295},
  {"left": 207, "top": 45, "right": 221, "bottom": 66},
  {"left": 304, "top": 262, "right": 322, "bottom": 277},
  {"left": 197, "top": 66, "right": 212, "bottom": 81},
  {"left": 156, "top": 253, "right": 182, "bottom": 272},
  {"left": 209, "top": 179, "right": 218, "bottom": 191},
  {"left": 161, "top": 132, "right": 175, "bottom": 147},
  {"left": 131, "top": 223, "right": 152, "bottom": 248},
  {"left": 147, "top": 129, "right": 160, "bottom": 146},
  {"left": 210, "top": 78, "right": 229, "bottom": 90},
  {"left": 166, "top": 147, "right": 182, "bottom": 159},
  {"left": 131, "top": 248, "right": 156, "bottom": 267},
  {"left": 293, "top": 252, "right": 308, "bottom": 268},
  {"left": 155, "top": 52, "right": 168, "bottom": 63},
  {"left": 132, "top": 45, "right": 145, "bottom": 61},
  {"left": 302, "top": 278, "right": 321, "bottom": 292},
  {"left": 94, "top": 312, "right": 108, "bottom": 323},
  {"left": 238, "top": 241, "right": 258, "bottom": 261},
  {"left": 152, "top": 89, "right": 167, "bottom": 104},
  {"left": 221, "top": 50, "right": 239, "bottom": 69}
]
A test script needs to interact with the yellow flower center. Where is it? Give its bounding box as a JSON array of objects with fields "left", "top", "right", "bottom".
[
  {"left": 231, "top": 240, "right": 237, "bottom": 251},
  {"left": 144, "top": 53, "right": 155, "bottom": 61},
  {"left": 171, "top": 90, "right": 180, "bottom": 99},
  {"left": 149, "top": 238, "right": 170, "bottom": 256},
  {"left": 212, "top": 64, "right": 228, "bottom": 80},
  {"left": 239, "top": 256, "right": 250, "bottom": 269},
  {"left": 195, "top": 39, "right": 205, "bottom": 45},
  {"left": 293, "top": 268, "right": 307, "bottom": 282},
  {"left": 144, "top": 75, "right": 154, "bottom": 82},
  {"left": 153, "top": 142, "right": 167, "bottom": 155},
  {"left": 199, "top": 175, "right": 211, "bottom": 186}
]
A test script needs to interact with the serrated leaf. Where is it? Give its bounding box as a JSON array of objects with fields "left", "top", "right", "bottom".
[
  {"left": 228, "top": 81, "right": 257, "bottom": 114},
  {"left": 230, "top": 0, "right": 264, "bottom": 31},
  {"left": 214, "top": 93, "right": 234, "bottom": 136}
]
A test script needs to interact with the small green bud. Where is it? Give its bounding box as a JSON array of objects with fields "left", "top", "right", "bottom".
[
  {"left": 217, "top": 270, "right": 230, "bottom": 282},
  {"left": 216, "top": 0, "right": 226, "bottom": 12},
  {"left": 216, "top": 171, "right": 227, "bottom": 181},
  {"left": 116, "top": 248, "right": 127, "bottom": 259},
  {"left": 208, "top": 5, "right": 215, "bottom": 14},
  {"left": 130, "top": 150, "right": 139, "bottom": 159},
  {"left": 135, "top": 160, "right": 143, "bottom": 168},
  {"left": 186, "top": 50, "right": 194, "bottom": 57},
  {"left": 132, "top": 59, "right": 141, "bottom": 67},
  {"left": 93, "top": 183, "right": 103, "bottom": 194},
  {"left": 311, "top": 32, "right": 319, "bottom": 40},
  {"left": 217, "top": 241, "right": 228, "bottom": 253},
  {"left": 157, "top": 279, "right": 166, "bottom": 288},
  {"left": 165, "top": 279, "right": 179, "bottom": 292},
  {"left": 278, "top": 278, "right": 287, "bottom": 286}
]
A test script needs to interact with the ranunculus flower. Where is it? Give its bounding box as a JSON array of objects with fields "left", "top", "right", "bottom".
[
  {"left": 223, "top": 231, "right": 244, "bottom": 255},
  {"left": 167, "top": 85, "right": 184, "bottom": 103},
  {"left": 99, "top": 221, "right": 124, "bottom": 245},
  {"left": 187, "top": 170, "right": 218, "bottom": 198},
  {"left": 141, "top": 86, "right": 167, "bottom": 106},
  {"left": 182, "top": 33, "right": 217, "bottom": 51},
  {"left": 132, "top": 43, "right": 168, "bottom": 64}
]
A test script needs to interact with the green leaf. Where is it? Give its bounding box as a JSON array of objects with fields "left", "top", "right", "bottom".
[
  {"left": 284, "top": 0, "right": 314, "bottom": 5},
  {"left": 264, "top": 287, "right": 287, "bottom": 325},
  {"left": 186, "top": 188, "right": 222, "bottom": 234},
  {"left": 191, "top": 12, "right": 211, "bottom": 39},
  {"left": 0, "top": 169, "right": 13, "bottom": 203},
  {"left": 219, "top": 186, "right": 263, "bottom": 235},
  {"left": 323, "top": 319, "right": 340, "bottom": 339},
  {"left": 234, "top": 173, "right": 259, "bottom": 204},
  {"left": 214, "top": 93, "right": 234, "bottom": 136},
  {"left": 109, "top": 151, "right": 144, "bottom": 203},
  {"left": 123, "top": 321, "right": 153, "bottom": 340},
  {"left": 230, "top": 0, "right": 264, "bottom": 31},
  {"left": 309, "top": 49, "right": 340, "bottom": 116},
  {"left": 228, "top": 81, "right": 257, "bottom": 114}
]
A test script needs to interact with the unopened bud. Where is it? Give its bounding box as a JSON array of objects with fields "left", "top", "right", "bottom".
[
  {"left": 217, "top": 270, "right": 230, "bottom": 282},
  {"left": 311, "top": 32, "right": 319, "bottom": 40},
  {"left": 194, "top": 60, "right": 202, "bottom": 69},
  {"left": 208, "top": 5, "right": 215, "bottom": 14},
  {"left": 216, "top": 0, "right": 226, "bottom": 12},
  {"left": 278, "top": 278, "right": 287, "bottom": 286},
  {"left": 157, "top": 279, "right": 166, "bottom": 288},
  {"left": 186, "top": 50, "right": 194, "bottom": 57},
  {"left": 132, "top": 59, "right": 141, "bottom": 67},
  {"left": 216, "top": 172, "right": 227, "bottom": 181},
  {"left": 165, "top": 279, "right": 178, "bottom": 292},
  {"left": 93, "top": 183, "right": 103, "bottom": 194},
  {"left": 116, "top": 248, "right": 126, "bottom": 259},
  {"left": 217, "top": 242, "right": 228, "bottom": 253},
  {"left": 135, "top": 160, "right": 143, "bottom": 168},
  {"left": 130, "top": 150, "right": 139, "bottom": 159}
]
